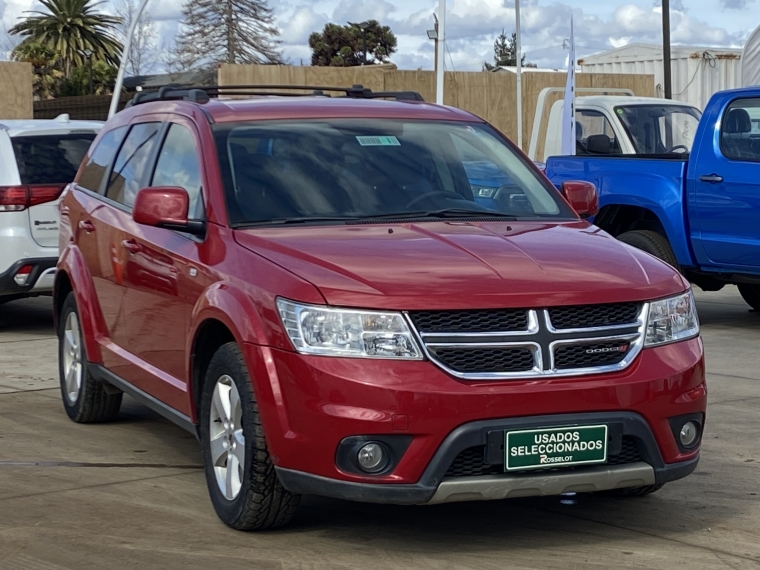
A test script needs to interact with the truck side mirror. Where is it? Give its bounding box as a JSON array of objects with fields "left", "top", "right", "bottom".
[{"left": 561, "top": 181, "right": 599, "bottom": 219}]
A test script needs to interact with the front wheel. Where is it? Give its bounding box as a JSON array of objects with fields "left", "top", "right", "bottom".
[
  {"left": 617, "top": 230, "right": 680, "bottom": 271},
  {"left": 200, "top": 342, "right": 300, "bottom": 530},
  {"left": 738, "top": 284, "right": 760, "bottom": 311}
]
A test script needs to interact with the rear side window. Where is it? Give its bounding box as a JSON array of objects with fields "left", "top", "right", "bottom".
[
  {"left": 11, "top": 134, "right": 97, "bottom": 185},
  {"left": 78, "top": 126, "right": 127, "bottom": 192},
  {"left": 106, "top": 122, "right": 161, "bottom": 208},
  {"left": 721, "top": 98, "right": 760, "bottom": 162}
]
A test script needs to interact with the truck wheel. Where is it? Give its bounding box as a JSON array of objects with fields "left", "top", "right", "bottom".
[
  {"left": 603, "top": 484, "right": 664, "bottom": 497},
  {"left": 58, "top": 292, "right": 123, "bottom": 423},
  {"left": 738, "top": 284, "right": 760, "bottom": 311},
  {"left": 617, "top": 230, "right": 680, "bottom": 271},
  {"left": 200, "top": 342, "right": 300, "bottom": 530}
]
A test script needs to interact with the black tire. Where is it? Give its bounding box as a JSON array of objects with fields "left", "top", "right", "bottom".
[
  {"left": 58, "top": 292, "right": 122, "bottom": 423},
  {"left": 603, "top": 484, "right": 665, "bottom": 498},
  {"left": 618, "top": 230, "right": 680, "bottom": 271},
  {"left": 200, "top": 342, "right": 300, "bottom": 530},
  {"left": 738, "top": 284, "right": 760, "bottom": 311}
]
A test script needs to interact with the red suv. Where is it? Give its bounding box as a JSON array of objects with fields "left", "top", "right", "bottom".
[{"left": 55, "top": 85, "right": 706, "bottom": 530}]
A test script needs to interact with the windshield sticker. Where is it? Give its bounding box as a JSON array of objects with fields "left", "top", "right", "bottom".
[{"left": 356, "top": 136, "right": 401, "bottom": 147}]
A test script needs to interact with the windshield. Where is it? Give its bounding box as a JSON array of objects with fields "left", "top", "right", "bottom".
[
  {"left": 614, "top": 105, "right": 702, "bottom": 154},
  {"left": 213, "top": 119, "right": 575, "bottom": 226}
]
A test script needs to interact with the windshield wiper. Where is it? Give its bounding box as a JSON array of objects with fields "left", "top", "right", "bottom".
[
  {"left": 364, "top": 209, "right": 519, "bottom": 220},
  {"left": 236, "top": 216, "right": 359, "bottom": 227}
]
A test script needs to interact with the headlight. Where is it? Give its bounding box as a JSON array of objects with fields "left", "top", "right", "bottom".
[
  {"left": 645, "top": 290, "right": 699, "bottom": 347},
  {"left": 276, "top": 299, "right": 422, "bottom": 359}
]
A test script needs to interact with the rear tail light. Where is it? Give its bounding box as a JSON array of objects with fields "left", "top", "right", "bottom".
[
  {"left": 14, "top": 265, "right": 33, "bottom": 286},
  {"left": 0, "top": 184, "right": 66, "bottom": 211}
]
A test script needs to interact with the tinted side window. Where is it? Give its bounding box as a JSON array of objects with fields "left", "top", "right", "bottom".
[
  {"left": 150, "top": 124, "right": 203, "bottom": 218},
  {"left": 12, "top": 133, "right": 97, "bottom": 185},
  {"left": 77, "top": 127, "right": 127, "bottom": 192},
  {"left": 576, "top": 110, "right": 621, "bottom": 155},
  {"left": 106, "top": 122, "right": 161, "bottom": 208},
  {"left": 721, "top": 98, "right": 760, "bottom": 162}
]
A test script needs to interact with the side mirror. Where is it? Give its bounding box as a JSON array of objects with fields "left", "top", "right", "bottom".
[
  {"left": 133, "top": 187, "right": 204, "bottom": 235},
  {"left": 561, "top": 181, "right": 599, "bottom": 219}
]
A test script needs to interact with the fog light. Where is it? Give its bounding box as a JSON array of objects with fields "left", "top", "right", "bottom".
[
  {"left": 679, "top": 421, "right": 699, "bottom": 448},
  {"left": 357, "top": 442, "right": 388, "bottom": 473}
]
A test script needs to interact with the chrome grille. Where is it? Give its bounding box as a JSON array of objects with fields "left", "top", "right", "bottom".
[{"left": 408, "top": 302, "right": 647, "bottom": 379}]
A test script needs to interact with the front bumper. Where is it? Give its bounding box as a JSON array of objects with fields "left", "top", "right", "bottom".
[
  {"left": 275, "top": 411, "right": 699, "bottom": 505},
  {"left": 245, "top": 336, "right": 705, "bottom": 501},
  {"left": 0, "top": 257, "right": 57, "bottom": 297}
]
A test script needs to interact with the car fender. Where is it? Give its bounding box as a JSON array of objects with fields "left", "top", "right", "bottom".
[{"left": 56, "top": 244, "right": 107, "bottom": 364}]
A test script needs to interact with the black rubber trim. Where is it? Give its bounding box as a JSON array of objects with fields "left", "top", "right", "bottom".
[
  {"left": 276, "top": 411, "right": 700, "bottom": 504},
  {"left": 88, "top": 363, "right": 198, "bottom": 438},
  {"left": 0, "top": 257, "right": 57, "bottom": 296}
]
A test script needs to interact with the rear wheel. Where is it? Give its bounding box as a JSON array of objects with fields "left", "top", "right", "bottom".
[
  {"left": 58, "top": 292, "right": 122, "bottom": 422},
  {"left": 200, "top": 342, "right": 300, "bottom": 530},
  {"left": 617, "top": 230, "right": 680, "bottom": 271},
  {"left": 738, "top": 284, "right": 760, "bottom": 311},
  {"left": 603, "top": 484, "right": 665, "bottom": 497}
]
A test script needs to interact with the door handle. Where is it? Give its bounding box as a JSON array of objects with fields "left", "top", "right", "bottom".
[
  {"left": 699, "top": 174, "right": 724, "bottom": 184},
  {"left": 78, "top": 220, "right": 96, "bottom": 233},
  {"left": 121, "top": 239, "right": 142, "bottom": 254}
]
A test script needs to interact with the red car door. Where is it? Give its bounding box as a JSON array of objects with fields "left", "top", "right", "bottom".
[{"left": 120, "top": 119, "right": 209, "bottom": 415}]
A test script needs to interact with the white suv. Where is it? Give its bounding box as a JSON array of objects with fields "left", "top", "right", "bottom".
[{"left": 0, "top": 115, "right": 101, "bottom": 304}]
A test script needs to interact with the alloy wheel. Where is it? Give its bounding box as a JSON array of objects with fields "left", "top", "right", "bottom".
[
  {"left": 62, "top": 311, "right": 83, "bottom": 404},
  {"left": 209, "top": 375, "right": 245, "bottom": 500}
]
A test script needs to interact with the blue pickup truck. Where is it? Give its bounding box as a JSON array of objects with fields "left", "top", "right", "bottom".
[{"left": 546, "top": 86, "right": 760, "bottom": 310}]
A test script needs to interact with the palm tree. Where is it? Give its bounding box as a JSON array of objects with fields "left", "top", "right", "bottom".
[
  {"left": 10, "top": 0, "right": 122, "bottom": 78},
  {"left": 12, "top": 40, "right": 64, "bottom": 99}
]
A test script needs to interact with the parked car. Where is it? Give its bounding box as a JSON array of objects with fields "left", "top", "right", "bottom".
[
  {"left": 530, "top": 95, "right": 702, "bottom": 161},
  {"left": 54, "top": 85, "right": 705, "bottom": 531},
  {"left": 0, "top": 115, "right": 100, "bottom": 305},
  {"left": 545, "top": 86, "right": 760, "bottom": 310}
]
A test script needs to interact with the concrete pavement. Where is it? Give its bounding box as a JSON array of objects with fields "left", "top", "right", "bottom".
[{"left": 0, "top": 289, "right": 758, "bottom": 569}]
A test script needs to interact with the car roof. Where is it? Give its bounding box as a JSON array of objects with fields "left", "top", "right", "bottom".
[
  {"left": 0, "top": 116, "right": 103, "bottom": 137},
  {"left": 113, "top": 96, "right": 482, "bottom": 125},
  {"left": 576, "top": 96, "right": 700, "bottom": 109}
]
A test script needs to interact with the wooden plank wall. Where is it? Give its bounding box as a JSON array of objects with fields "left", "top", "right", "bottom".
[
  {"left": 218, "top": 64, "right": 654, "bottom": 154},
  {"left": 0, "top": 62, "right": 34, "bottom": 120}
]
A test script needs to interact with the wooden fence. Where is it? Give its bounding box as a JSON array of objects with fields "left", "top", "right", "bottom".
[
  {"left": 0, "top": 62, "right": 34, "bottom": 120},
  {"left": 219, "top": 64, "right": 654, "bottom": 153}
]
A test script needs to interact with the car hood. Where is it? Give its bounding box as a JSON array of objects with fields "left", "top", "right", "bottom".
[{"left": 234, "top": 221, "right": 688, "bottom": 310}]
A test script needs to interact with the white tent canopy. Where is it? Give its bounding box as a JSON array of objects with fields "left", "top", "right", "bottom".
[{"left": 742, "top": 24, "right": 760, "bottom": 87}]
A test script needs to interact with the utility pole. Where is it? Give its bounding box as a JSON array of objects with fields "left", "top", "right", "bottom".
[
  {"left": 662, "top": 0, "right": 672, "bottom": 99},
  {"left": 428, "top": 15, "right": 439, "bottom": 76},
  {"left": 436, "top": 0, "right": 446, "bottom": 104},
  {"left": 515, "top": 0, "right": 522, "bottom": 148}
]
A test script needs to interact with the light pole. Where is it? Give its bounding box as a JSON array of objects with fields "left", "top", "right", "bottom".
[
  {"left": 662, "top": 0, "right": 672, "bottom": 99},
  {"left": 515, "top": 0, "right": 523, "bottom": 148},
  {"left": 427, "top": 16, "right": 439, "bottom": 76},
  {"left": 348, "top": 21, "right": 370, "bottom": 65},
  {"left": 435, "top": 0, "right": 446, "bottom": 105},
  {"left": 109, "top": 0, "right": 150, "bottom": 118},
  {"left": 78, "top": 48, "right": 94, "bottom": 95}
]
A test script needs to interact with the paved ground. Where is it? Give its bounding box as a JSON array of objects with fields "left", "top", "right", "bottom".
[{"left": 0, "top": 288, "right": 758, "bottom": 570}]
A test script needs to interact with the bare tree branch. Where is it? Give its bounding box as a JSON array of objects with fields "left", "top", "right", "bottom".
[{"left": 114, "top": 0, "right": 158, "bottom": 75}]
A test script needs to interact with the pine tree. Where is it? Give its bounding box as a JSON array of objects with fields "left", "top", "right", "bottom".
[
  {"left": 483, "top": 29, "right": 535, "bottom": 70},
  {"left": 172, "top": 0, "right": 283, "bottom": 68}
]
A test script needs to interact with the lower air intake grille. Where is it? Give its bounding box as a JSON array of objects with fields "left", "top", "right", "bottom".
[
  {"left": 429, "top": 347, "right": 535, "bottom": 374},
  {"left": 444, "top": 437, "right": 642, "bottom": 478}
]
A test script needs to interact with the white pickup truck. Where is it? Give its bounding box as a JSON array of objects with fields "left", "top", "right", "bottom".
[{"left": 530, "top": 95, "right": 703, "bottom": 161}]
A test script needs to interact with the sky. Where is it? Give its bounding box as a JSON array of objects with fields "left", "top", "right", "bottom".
[{"left": 1, "top": 0, "right": 758, "bottom": 71}]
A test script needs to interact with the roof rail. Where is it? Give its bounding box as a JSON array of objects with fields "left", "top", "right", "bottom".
[{"left": 124, "top": 84, "right": 425, "bottom": 108}]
